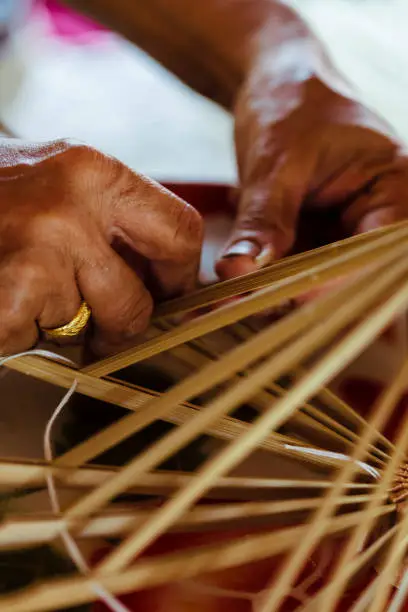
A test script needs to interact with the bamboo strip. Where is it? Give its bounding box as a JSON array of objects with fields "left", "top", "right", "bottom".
[
  {"left": 287, "top": 410, "right": 385, "bottom": 467},
  {"left": 155, "top": 221, "right": 408, "bottom": 318},
  {"left": 64, "top": 260, "right": 400, "bottom": 526},
  {"left": 309, "top": 378, "right": 395, "bottom": 452},
  {"left": 151, "top": 326, "right": 388, "bottom": 466},
  {"left": 57, "top": 258, "right": 383, "bottom": 471},
  {"left": 271, "top": 384, "right": 388, "bottom": 465},
  {"left": 301, "top": 524, "right": 399, "bottom": 612},
  {"left": 0, "top": 506, "right": 393, "bottom": 612},
  {"left": 258, "top": 357, "right": 408, "bottom": 612},
  {"left": 366, "top": 479, "right": 408, "bottom": 611},
  {"left": 321, "top": 369, "right": 408, "bottom": 612},
  {"left": 0, "top": 493, "right": 386, "bottom": 550},
  {"left": 0, "top": 459, "right": 351, "bottom": 497},
  {"left": 2, "top": 354, "right": 358, "bottom": 474},
  {"left": 96, "top": 269, "right": 408, "bottom": 575},
  {"left": 179, "top": 331, "right": 389, "bottom": 464},
  {"left": 158, "top": 324, "right": 389, "bottom": 465},
  {"left": 367, "top": 518, "right": 408, "bottom": 612},
  {"left": 84, "top": 226, "right": 408, "bottom": 377}
]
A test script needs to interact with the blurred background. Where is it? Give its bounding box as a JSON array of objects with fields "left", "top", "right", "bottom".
[{"left": 1, "top": 0, "right": 408, "bottom": 186}]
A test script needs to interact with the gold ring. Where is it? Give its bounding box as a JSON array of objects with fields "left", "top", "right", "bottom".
[{"left": 44, "top": 302, "right": 91, "bottom": 338}]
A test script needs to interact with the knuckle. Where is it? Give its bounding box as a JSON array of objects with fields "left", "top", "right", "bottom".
[
  {"left": 56, "top": 142, "right": 109, "bottom": 190},
  {"left": 23, "top": 210, "right": 78, "bottom": 245},
  {"left": 7, "top": 254, "right": 47, "bottom": 290},
  {"left": 112, "top": 290, "right": 153, "bottom": 339},
  {"left": 171, "top": 201, "right": 203, "bottom": 262}
]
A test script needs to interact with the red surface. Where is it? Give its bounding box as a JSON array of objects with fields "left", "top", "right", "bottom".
[{"left": 90, "top": 532, "right": 378, "bottom": 612}]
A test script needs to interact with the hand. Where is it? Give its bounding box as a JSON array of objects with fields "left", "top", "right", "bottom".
[
  {"left": 216, "top": 76, "right": 408, "bottom": 280},
  {"left": 0, "top": 138, "right": 202, "bottom": 355}
]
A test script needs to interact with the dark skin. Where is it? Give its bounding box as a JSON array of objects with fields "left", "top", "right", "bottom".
[{"left": 0, "top": 0, "right": 407, "bottom": 355}]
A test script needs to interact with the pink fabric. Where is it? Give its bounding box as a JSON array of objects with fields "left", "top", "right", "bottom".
[{"left": 34, "top": 0, "right": 108, "bottom": 43}]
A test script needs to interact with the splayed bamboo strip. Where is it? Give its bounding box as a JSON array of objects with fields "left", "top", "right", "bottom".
[
  {"left": 271, "top": 383, "right": 388, "bottom": 465},
  {"left": 367, "top": 513, "right": 408, "bottom": 612},
  {"left": 151, "top": 327, "right": 389, "bottom": 468},
  {"left": 390, "top": 573, "right": 408, "bottom": 612},
  {"left": 310, "top": 377, "right": 395, "bottom": 452},
  {"left": 311, "top": 523, "right": 408, "bottom": 612},
  {"left": 0, "top": 506, "right": 393, "bottom": 612},
  {"left": 2, "top": 354, "right": 356, "bottom": 474},
  {"left": 3, "top": 225, "right": 408, "bottom": 611},
  {"left": 56, "top": 260, "right": 384, "bottom": 472},
  {"left": 157, "top": 325, "right": 389, "bottom": 466},
  {"left": 0, "top": 492, "right": 386, "bottom": 551},
  {"left": 63, "top": 260, "right": 400, "bottom": 526},
  {"left": 319, "top": 373, "right": 408, "bottom": 612},
  {"left": 154, "top": 221, "right": 408, "bottom": 318},
  {"left": 183, "top": 331, "right": 389, "bottom": 465},
  {"left": 182, "top": 331, "right": 390, "bottom": 464},
  {"left": 84, "top": 225, "right": 408, "bottom": 377},
  {"left": 301, "top": 523, "right": 399, "bottom": 612},
  {"left": 1, "top": 459, "right": 353, "bottom": 499},
  {"left": 287, "top": 410, "right": 386, "bottom": 467},
  {"left": 95, "top": 271, "right": 408, "bottom": 575},
  {"left": 365, "top": 463, "right": 408, "bottom": 611},
  {"left": 257, "top": 356, "right": 408, "bottom": 612}
]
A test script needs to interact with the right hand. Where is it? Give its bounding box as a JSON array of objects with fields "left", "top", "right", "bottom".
[{"left": 0, "top": 138, "right": 203, "bottom": 355}]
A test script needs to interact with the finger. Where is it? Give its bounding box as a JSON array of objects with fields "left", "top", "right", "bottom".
[
  {"left": 0, "top": 249, "right": 80, "bottom": 354},
  {"left": 216, "top": 147, "right": 317, "bottom": 281},
  {"left": 342, "top": 161, "right": 408, "bottom": 235},
  {"left": 74, "top": 234, "right": 153, "bottom": 356},
  {"left": 103, "top": 168, "right": 203, "bottom": 297}
]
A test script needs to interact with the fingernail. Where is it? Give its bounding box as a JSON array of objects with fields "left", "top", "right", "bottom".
[
  {"left": 255, "top": 245, "right": 275, "bottom": 268},
  {"left": 222, "top": 239, "right": 261, "bottom": 259}
]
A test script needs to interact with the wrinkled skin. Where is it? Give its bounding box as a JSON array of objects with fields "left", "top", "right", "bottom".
[
  {"left": 0, "top": 138, "right": 202, "bottom": 355},
  {"left": 216, "top": 77, "right": 408, "bottom": 280}
]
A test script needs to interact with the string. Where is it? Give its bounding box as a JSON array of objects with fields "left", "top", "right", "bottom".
[
  {"left": 284, "top": 445, "right": 381, "bottom": 480},
  {"left": 0, "top": 350, "right": 132, "bottom": 612}
]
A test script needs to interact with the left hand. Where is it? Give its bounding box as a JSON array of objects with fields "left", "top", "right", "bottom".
[{"left": 216, "top": 76, "right": 408, "bottom": 280}]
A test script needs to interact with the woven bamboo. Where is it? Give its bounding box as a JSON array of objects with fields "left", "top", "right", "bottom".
[{"left": 1, "top": 220, "right": 408, "bottom": 611}]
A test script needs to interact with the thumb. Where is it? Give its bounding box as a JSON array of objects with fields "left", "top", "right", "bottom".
[{"left": 216, "top": 149, "right": 316, "bottom": 280}]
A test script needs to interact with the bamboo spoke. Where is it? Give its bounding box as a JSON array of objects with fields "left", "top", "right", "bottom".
[
  {"left": 154, "top": 221, "right": 408, "bottom": 318},
  {"left": 0, "top": 492, "right": 387, "bottom": 551},
  {"left": 0, "top": 506, "right": 394, "bottom": 612},
  {"left": 95, "top": 270, "right": 408, "bottom": 575},
  {"left": 2, "top": 223, "right": 408, "bottom": 612},
  {"left": 84, "top": 226, "right": 408, "bottom": 377},
  {"left": 258, "top": 357, "right": 408, "bottom": 612},
  {"left": 63, "top": 260, "right": 403, "bottom": 527}
]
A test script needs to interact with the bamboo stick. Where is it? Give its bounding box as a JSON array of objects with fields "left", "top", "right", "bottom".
[
  {"left": 365, "top": 474, "right": 408, "bottom": 612},
  {"left": 154, "top": 221, "right": 408, "bottom": 318},
  {"left": 257, "top": 357, "right": 408, "bottom": 612},
  {"left": 0, "top": 458, "right": 351, "bottom": 498},
  {"left": 321, "top": 372, "right": 408, "bottom": 612},
  {"left": 95, "top": 269, "right": 408, "bottom": 575},
  {"left": 0, "top": 506, "right": 393, "bottom": 612},
  {"left": 0, "top": 492, "right": 386, "bottom": 551},
  {"left": 84, "top": 226, "right": 408, "bottom": 377},
  {"left": 57, "top": 258, "right": 385, "bottom": 471},
  {"left": 64, "top": 260, "right": 401, "bottom": 527},
  {"left": 301, "top": 524, "right": 399, "bottom": 612}
]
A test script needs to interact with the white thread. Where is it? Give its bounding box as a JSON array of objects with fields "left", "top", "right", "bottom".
[
  {"left": 0, "top": 350, "right": 131, "bottom": 612},
  {"left": 284, "top": 444, "right": 381, "bottom": 480}
]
